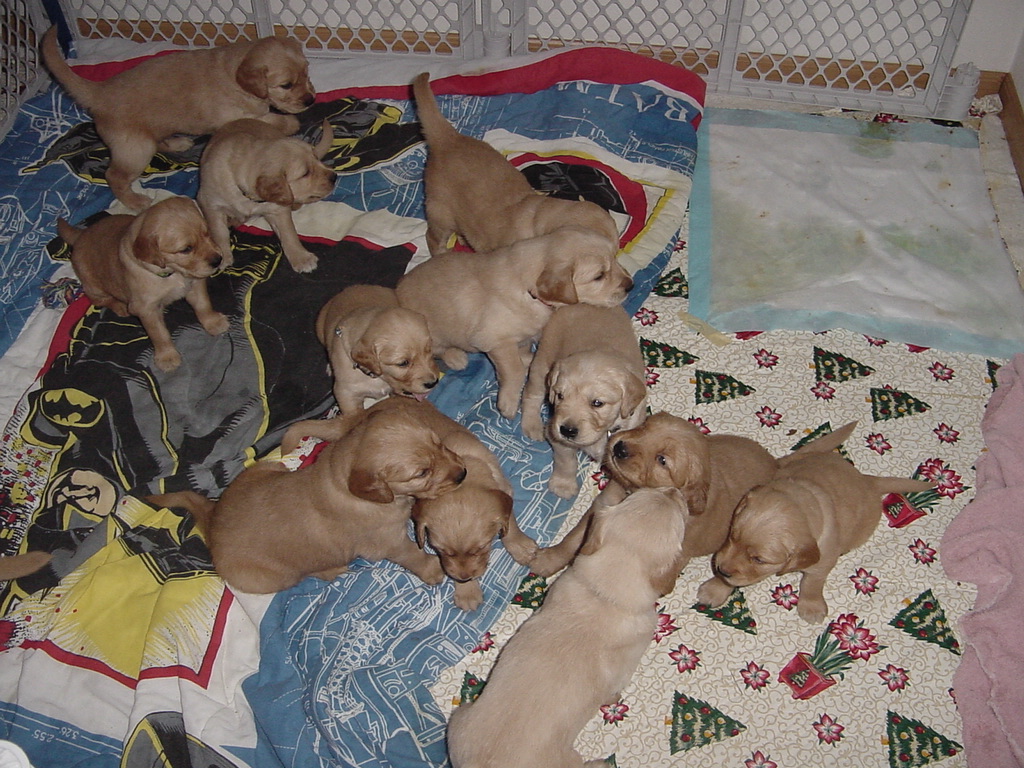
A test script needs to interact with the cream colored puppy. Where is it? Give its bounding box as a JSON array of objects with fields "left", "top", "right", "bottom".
[
  {"left": 59, "top": 196, "right": 228, "bottom": 372},
  {"left": 148, "top": 398, "right": 468, "bottom": 594},
  {"left": 198, "top": 117, "right": 337, "bottom": 271},
  {"left": 42, "top": 27, "right": 315, "bottom": 212},
  {"left": 396, "top": 231, "right": 633, "bottom": 418},
  {"left": 412, "top": 73, "right": 620, "bottom": 257},
  {"left": 521, "top": 304, "right": 647, "bottom": 498},
  {"left": 315, "top": 284, "right": 439, "bottom": 414},
  {"left": 696, "top": 421, "right": 934, "bottom": 622},
  {"left": 446, "top": 487, "right": 687, "bottom": 768}
]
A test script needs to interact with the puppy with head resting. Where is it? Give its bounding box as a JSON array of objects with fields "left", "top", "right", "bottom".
[
  {"left": 529, "top": 412, "right": 776, "bottom": 583},
  {"left": 59, "top": 196, "right": 229, "bottom": 372},
  {"left": 696, "top": 421, "right": 935, "bottom": 623},
  {"left": 315, "top": 284, "right": 439, "bottom": 414},
  {"left": 282, "top": 396, "right": 535, "bottom": 609},
  {"left": 411, "top": 73, "right": 620, "bottom": 257},
  {"left": 148, "top": 397, "right": 467, "bottom": 594},
  {"left": 198, "top": 117, "right": 337, "bottom": 272},
  {"left": 42, "top": 27, "right": 316, "bottom": 213},
  {"left": 446, "top": 487, "right": 688, "bottom": 768},
  {"left": 521, "top": 303, "right": 648, "bottom": 499},
  {"left": 395, "top": 229, "right": 633, "bottom": 419}
]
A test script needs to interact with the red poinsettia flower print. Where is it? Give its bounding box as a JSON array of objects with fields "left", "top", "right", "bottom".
[
  {"left": 813, "top": 713, "right": 845, "bottom": 744},
  {"left": 756, "top": 406, "right": 782, "bottom": 427},
  {"left": 753, "top": 348, "right": 778, "bottom": 368},
  {"left": 849, "top": 567, "right": 879, "bottom": 595},
  {"left": 471, "top": 632, "right": 494, "bottom": 653},
  {"left": 669, "top": 644, "right": 700, "bottom": 673},
  {"left": 745, "top": 750, "right": 778, "bottom": 768},
  {"left": 653, "top": 609, "right": 678, "bottom": 642},
  {"left": 600, "top": 701, "right": 629, "bottom": 724},
  {"left": 645, "top": 367, "right": 660, "bottom": 387},
  {"left": 866, "top": 432, "right": 891, "bottom": 455},
  {"left": 688, "top": 417, "right": 711, "bottom": 435},
  {"left": 740, "top": 661, "right": 770, "bottom": 690},
  {"left": 634, "top": 307, "right": 658, "bottom": 326},
  {"left": 909, "top": 538, "right": 937, "bottom": 564},
  {"left": 829, "top": 613, "right": 881, "bottom": 660},
  {"left": 771, "top": 583, "right": 799, "bottom": 610},
  {"left": 928, "top": 361, "right": 954, "bottom": 381},
  {"left": 933, "top": 423, "right": 960, "bottom": 444},
  {"left": 878, "top": 664, "right": 910, "bottom": 691}
]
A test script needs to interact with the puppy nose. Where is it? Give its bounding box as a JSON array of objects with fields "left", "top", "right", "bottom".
[
  {"left": 303, "top": 94, "right": 315, "bottom": 106},
  {"left": 623, "top": 275, "right": 634, "bottom": 292},
  {"left": 455, "top": 466, "right": 467, "bottom": 484},
  {"left": 716, "top": 566, "right": 733, "bottom": 580},
  {"left": 424, "top": 378, "right": 438, "bottom": 389},
  {"left": 327, "top": 171, "right": 338, "bottom": 185},
  {"left": 612, "top": 439, "right": 629, "bottom": 460},
  {"left": 210, "top": 255, "right": 223, "bottom": 269},
  {"left": 559, "top": 424, "right": 579, "bottom": 440}
]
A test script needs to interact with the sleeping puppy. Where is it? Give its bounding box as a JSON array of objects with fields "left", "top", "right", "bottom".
[
  {"left": 530, "top": 412, "right": 776, "bottom": 581},
  {"left": 521, "top": 303, "right": 647, "bottom": 499},
  {"left": 446, "top": 487, "right": 687, "bottom": 768},
  {"left": 148, "top": 397, "right": 467, "bottom": 594},
  {"left": 59, "top": 196, "right": 228, "bottom": 372},
  {"left": 412, "top": 73, "right": 619, "bottom": 256},
  {"left": 395, "top": 230, "right": 633, "bottom": 419},
  {"left": 315, "top": 284, "right": 439, "bottom": 414},
  {"left": 198, "top": 117, "right": 337, "bottom": 272},
  {"left": 282, "top": 397, "right": 535, "bottom": 610},
  {"left": 696, "top": 421, "right": 935, "bottom": 622},
  {"left": 42, "top": 27, "right": 315, "bottom": 212}
]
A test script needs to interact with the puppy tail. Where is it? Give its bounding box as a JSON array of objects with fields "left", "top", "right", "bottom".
[
  {"left": 411, "top": 72, "right": 458, "bottom": 146},
  {"left": 782, "top": 420, "right": 858, "bottom": 463},
  {"left": 41, "top": 27, "right": 104, "bottom": 110},
  {"left": 56, "top": 217, "right": 82, "bottom": 246},
  {"left": 871, "top": 476, "right": 936, "bottom": 496},
  {"left": 0, "top": 551, "right": 53, "bottom": 581},
  {"left": 146, "top": 491, "right": 216, "bottom": 536}
]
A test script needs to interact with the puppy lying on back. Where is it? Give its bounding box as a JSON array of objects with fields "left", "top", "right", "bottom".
[
  {"left": 696, "top": 421, "right": 934, "bottom": 622},
  {"left": 149, "top": 397, "right": 467, "bottom": 594},
  {"left": 198, "top": 117, "right": 337, "bottom": 272},
  {"left": 530, "top": 412, "right": 776, "bottom": 582},
  {"left": 59, "top": 196, "right": 228, "bottom": 372},
  {"left": 396, "top": 230, "right": 633, "bottom": 419},
  {"left": 446, "top": 487, "right": 687, "bottom": 768},
  {"left": 412, "top": 73, "right": 619, "bottom": 256},
  {"left": 315, "top": 284, "right": 439, "bottom": 414},
  {"left": 283, "top": 396, "right": 536, "bottom": 610},
  {"left": 42, "top": 27, "right": 315, "bottom": 212},
  {"left": 521, "top": 303, "right": 647, "bottom": 499}
]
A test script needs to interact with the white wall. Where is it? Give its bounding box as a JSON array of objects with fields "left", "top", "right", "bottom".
[{"left": 957, "top": 0, "right": 1024, "bottom": 72}]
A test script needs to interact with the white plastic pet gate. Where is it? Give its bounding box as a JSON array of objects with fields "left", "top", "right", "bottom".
[{"left": 2, "top": 0, "right": 975, "bottom": 139}]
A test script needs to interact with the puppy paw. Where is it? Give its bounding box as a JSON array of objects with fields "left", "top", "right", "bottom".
[
  {"left": 453, "top": 580, "right": 483, "bottom": 612},
  {"left": 287, "top": 249, "right": 319, "bottom": 273},
  {"left": 120, "top": 190, "right": 154, "bottom": 213},
  {"left": 529, "top": 547, "right": 571, "bottom": 578},
  {"left": 548, "top": 472, "right": 579, "bottom": 500},
  {"left": 496, "top": 391, "right": 521, "bottom": 421},
  {"left": 695, "top": 577, "right": 734, "bottom": 608},
  {"left": 159, "top": 135, "right": 195, "bottom": 153},
  {"left": 797, "top": 596, "right": 828, "bottom": 624},
  {"left": 414, "top": 557, "right": 446, "bottom": 586},
  {"left": 442, "top": 349, "right": 468, "bottom": 370},
  {"left": 520, "top": 416, "right": 545, "bottom": 442},
  {"left": 154, "top": 347, "right": 182, "bottom": 372},
  {"left": 201, "top": 312, "right": 230, "bottom": 336}
]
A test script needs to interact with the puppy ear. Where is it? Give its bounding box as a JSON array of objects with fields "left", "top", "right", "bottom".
[
  {"left": 493, "top": 490, "right": 515, "bottom": 533},
  {"left": 619, "top": 371, "right": 647, "bottom": 420},
  {"left": 649, "top": 559, "right": 681, "bottom": 597},
  {"left": 132, "top": 228, "right": 165, "bottom": 268},
  {"left": 254, "top": 173, "right": 294, "bottom": 207},
  {"left": 683, "top": 480, "right": 709, "bottom": 517},
  {"left": 348, "top": 466, "right": 395, "bottom": 503},
  {"left": 534, "top": 262, "right": 578, "bottom": 306},
  {"left": 782, "top": 539, "right": 820, "bottom": 573},
  {"left": 350, "top": 335, "right": 382, "bottom": 376},
  {"left": 236, "top": 58, "right": 269, "bottom": 99},
  {"left": 577, "top": 512, "right": 606, "bottom": 556}
]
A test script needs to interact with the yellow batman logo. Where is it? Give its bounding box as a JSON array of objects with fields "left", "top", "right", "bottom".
[{"left": 40, "top": 388, "right": 104, "bottom": 429}]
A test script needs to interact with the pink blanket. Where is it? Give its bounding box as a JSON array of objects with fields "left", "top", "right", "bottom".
[{"left": 942, "top": 352, "right": 1024, "bottom": 768}]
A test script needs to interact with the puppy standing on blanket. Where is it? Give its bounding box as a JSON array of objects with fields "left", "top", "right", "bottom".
[
  {"left": 696, "top": 421, "right": 935, "bottom": 623},
  {"left": 521, "top": 303, "right": 648, "bottom": 498},
  {"left": 446, "top": 487, "right": 688, "bottom": 768},
  {"left": 316, "top": 284, "right": 439, "bottom": 414},
  {"left": 411, "top": 73, "right": 620, "bottom": 256},
  {"left": 530, "top": 412, "right": 777, "bottom": 584},
  {"left": 283, "top": 396, "right": 536, "bottom": 610},
  {"left": 198, "top": 117, "right": 338, "bottom": 272},
  {"left": 396, "top": 229, "right": 633, "bottom": 419},
  {"left": 148, "top": 397, "right": 468, "bottom": 595},
  {"left": 59, "top": 196, "right": 229, "bottom": 372},
  {"left": 41, "top": 27, "right": 316, "bottom": 212}
]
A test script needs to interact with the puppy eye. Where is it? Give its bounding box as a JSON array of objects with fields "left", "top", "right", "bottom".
[
  {"left": 656, "top": 454, "right": 667, "bottom": 466},
  {"left": 555, "top": 391, "right": 564, "bottom": 401},
  {"left": 281, "top": 81, "right": 294, "bottom": 89},
  {"left": 396, "top": 360, "right": 410, "bottom": 368},
  {"left": 416, "top": 467, "right": 430, "bottom": 478},
  {"left": 591, "top": 399, "right": 605, "bottom": 408},
  {"left": 751, "top": 556, "right": 766, "bottom": 565},
  {"left": 593, "top": 271, "right": 606, "bottom": 281},
  {"left": 178, "top": 245, "right": 194, "bottom": 254}
]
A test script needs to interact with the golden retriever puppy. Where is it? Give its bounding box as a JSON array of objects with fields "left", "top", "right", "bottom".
[
  {"left": 696, "top": 421, "right": 934, "bottom": 622},
  {"left": 42, "top": 27, "right": 315, "bottom": 212},
  {"left": 529, "top": 412, "right": 776, "bottom": 579},
  {"left": 521, "top": 304, "right": 647, "bottom": 499},
  {"left": 395, "top": 231, "right": 633, "bottom": 419},
  {"left": 315, "top": 284, "right": 439, "bottom": 414},
  {"left": 59, "top": 196, "right": 228, "bottom": 372},
  {"left": 412, "top": 73, "right": 620, "bottom": 257},
  {"left": 446, "top": 487, "right": 687, "bottom": 768},
  {"left": 198, "top": 117, "right": 337, "bottom": 271},
  {"left": 148, "top": 397, "right": 467, "bottom": 594}
]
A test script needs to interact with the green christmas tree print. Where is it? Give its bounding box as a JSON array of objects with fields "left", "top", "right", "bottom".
[
  {"left": 693, "top": 590, "right": 757, "bottom": 634},
  {"left": 813, "top": 347, "right": 875, "bottom": 383},
  {"left": 669, "top": 692, "right": 746, "bottom": 754},
  {"left": 988, "top": 359, "right": 1002, "bottom": 389},
  {"left": 870, "top": 386, "right": 931, "bottom": 422},
  {"left": 885, "top": 711, "right": 962, "bottom": 767},
  {"left": 640, "top": 338, "right": 699, "bottom": 368},
  {"left": 694, "top": 370, "right": 756, "bottom": 405},
  {"left": 889, "top": 590, "right": 961, "bottom": 654},
  {"left": 458, "top": 671, "right": 486, "bottom": 705},
  {"left": 654, "top": 267, "right": 688, "bottom": 298},
  {"left": 512, "top": 573, "right": 548, "bottom": 610}
]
